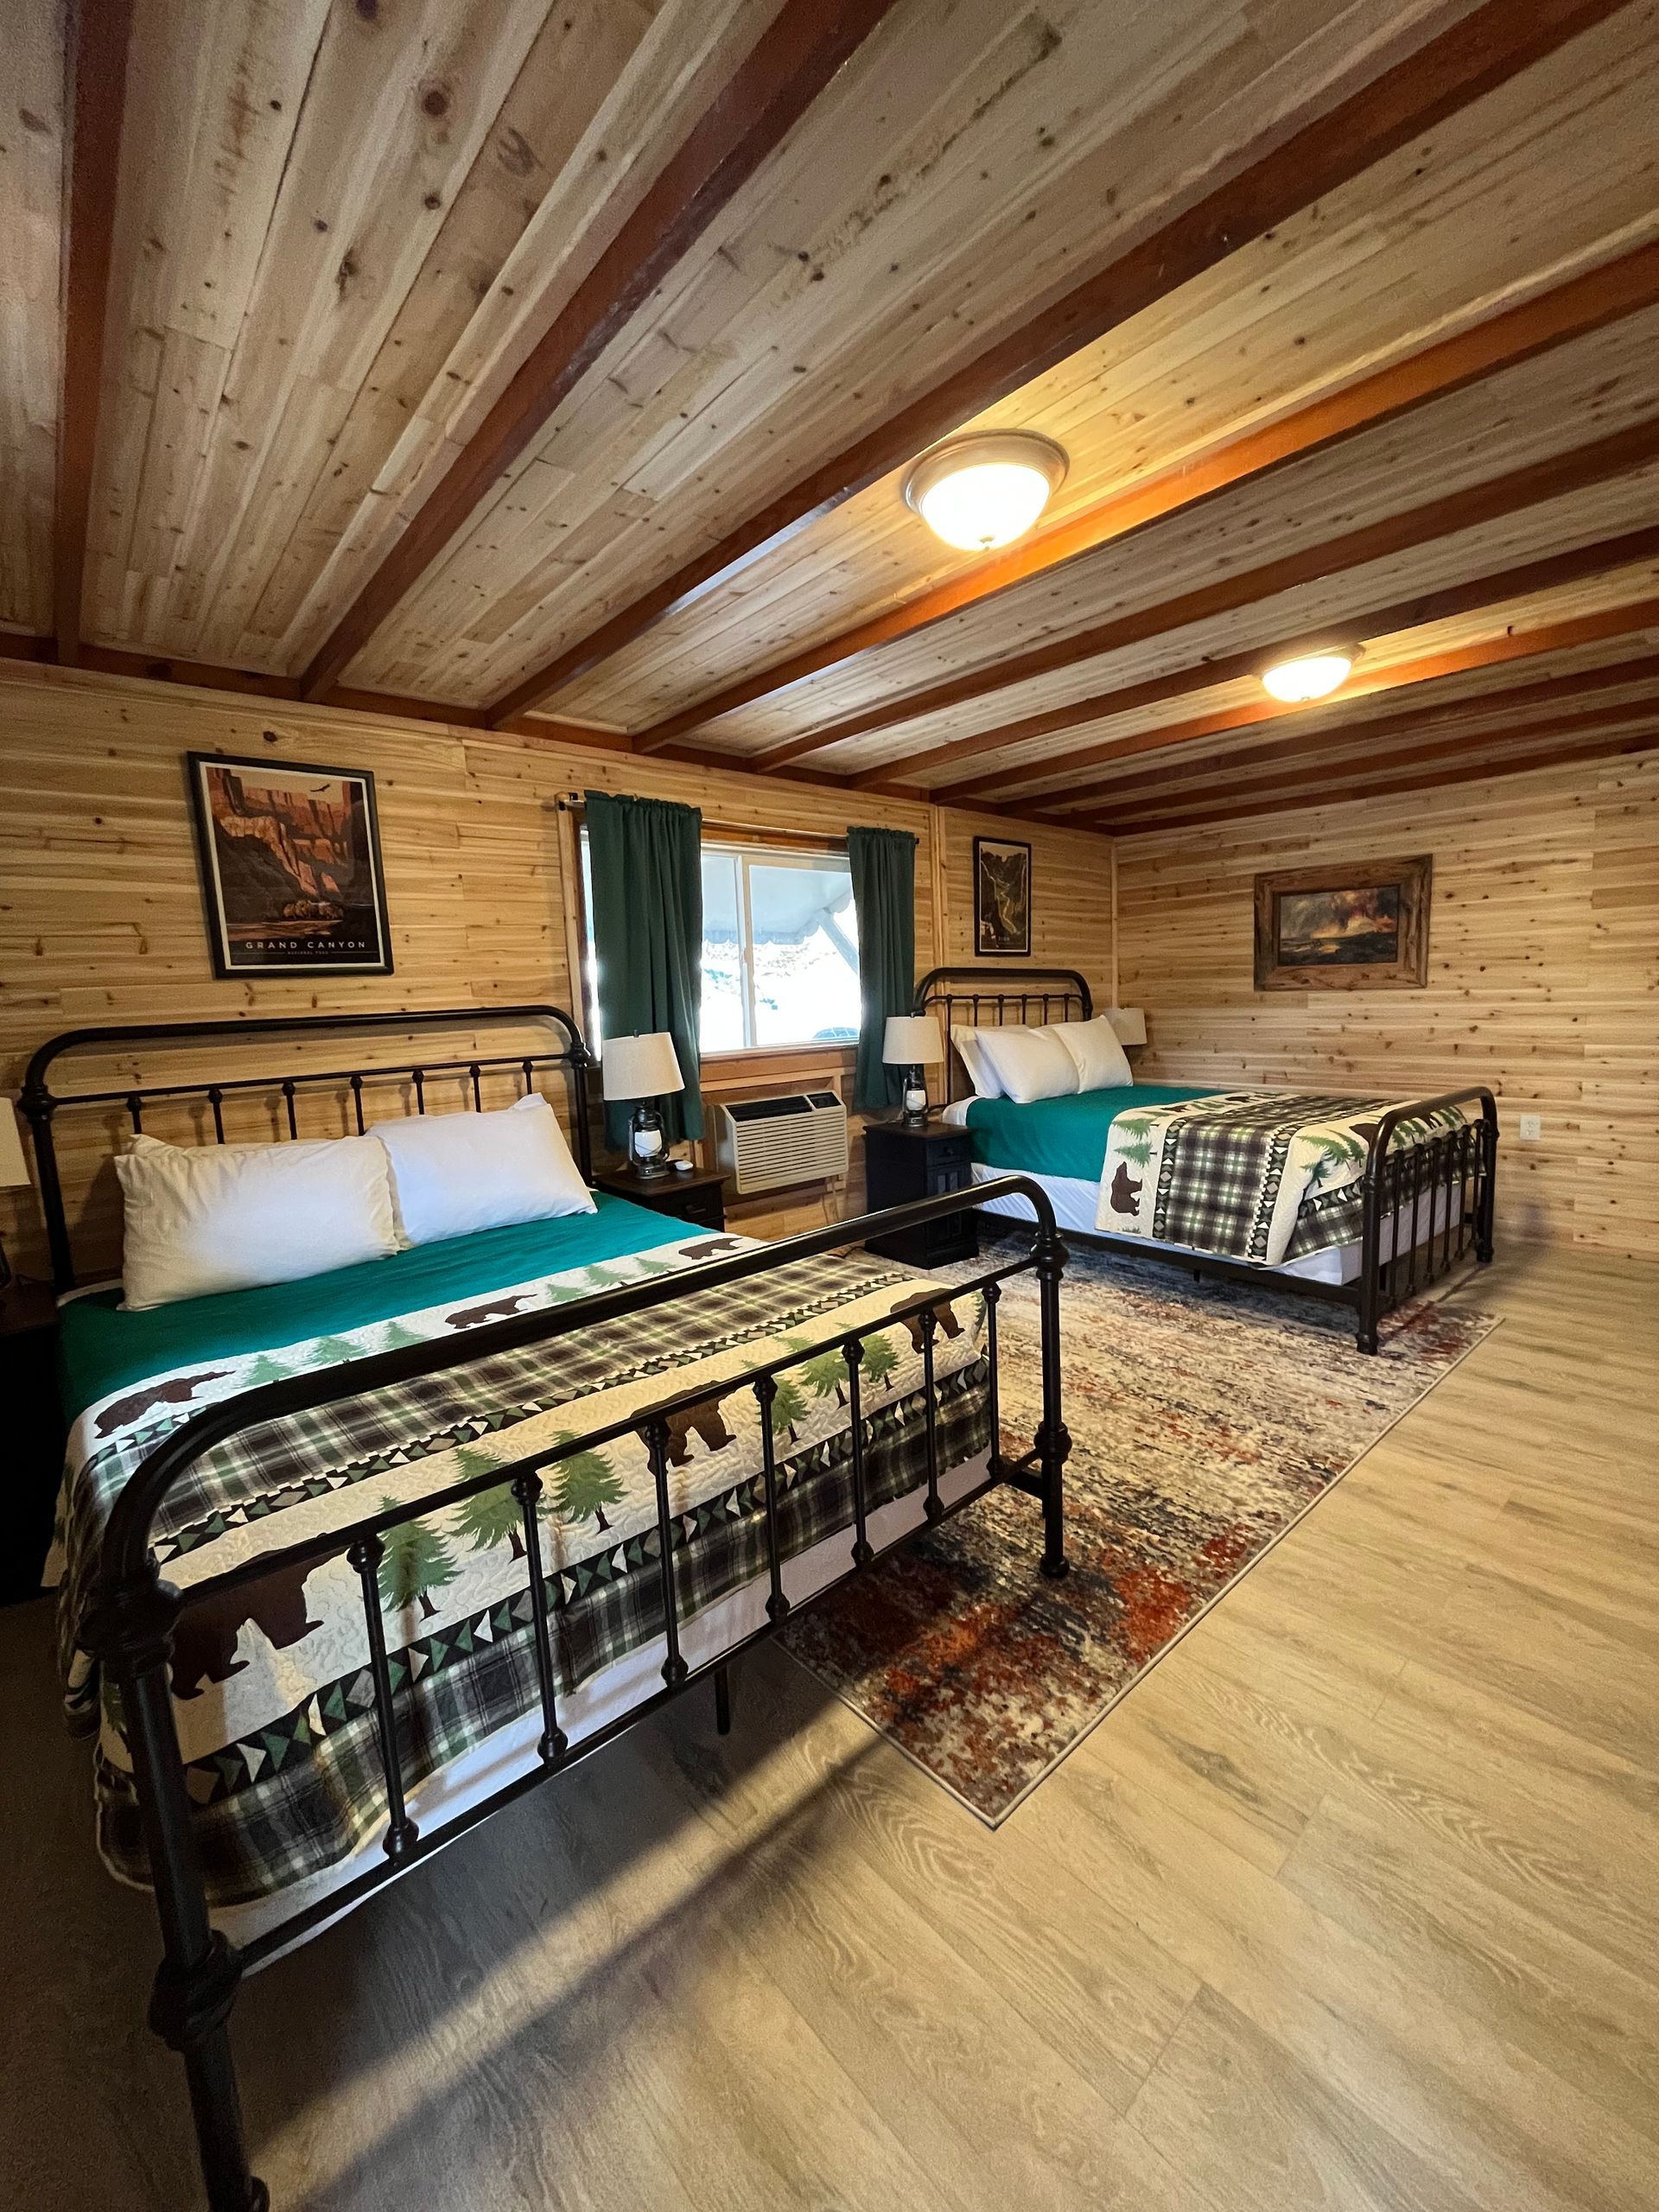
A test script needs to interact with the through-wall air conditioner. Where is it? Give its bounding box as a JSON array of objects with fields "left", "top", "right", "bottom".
[{"left": 715, "top": 1090, "right": 849, "bottom": 1194}]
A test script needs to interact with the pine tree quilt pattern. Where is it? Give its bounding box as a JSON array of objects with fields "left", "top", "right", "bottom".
[
  {"left": 1096, "top": 1091, "right": 1474, "bottom": 1264},
  {"left": 53, "top": 1236, "right": 990, "bottom": 1906}
]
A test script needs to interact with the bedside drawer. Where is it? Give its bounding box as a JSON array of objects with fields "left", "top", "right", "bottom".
[
  {"left": 923, "top": 1138, "right": 974, "bottom": 1196},
  {"left": 672, "top": 1181, "right": 727, "bottom": 1230}
]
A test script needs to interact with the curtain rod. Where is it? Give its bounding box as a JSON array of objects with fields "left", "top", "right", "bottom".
[{"left": 551, "top": 793, "right": 846, "bottom": 850}]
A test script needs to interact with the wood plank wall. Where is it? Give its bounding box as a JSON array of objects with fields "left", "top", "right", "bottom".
[
  {"left": 1116, "top": 750, "right": 1659, "bottom": 1256},
  {"left": 0, "top": 665, "right": 1113, "bottom": 1274}
]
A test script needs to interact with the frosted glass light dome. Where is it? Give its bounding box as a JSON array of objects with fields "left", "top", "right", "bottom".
[
  {"left": 904, "top": 433, "right": 1068, "bottom": 551},
  {"left": 1261, "top": 650, "right": 1357, "bottom": 704}
]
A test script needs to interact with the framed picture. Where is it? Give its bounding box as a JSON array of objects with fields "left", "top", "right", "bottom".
[
  {"left": 1254, "top": 854, "right": 1431, "bottom": 991},
  {"left": 187, "top": 753, "right": 394, "bottom": 976},
  {"left": 974, "top": 836, "right": 1031, "bottom": 957}
]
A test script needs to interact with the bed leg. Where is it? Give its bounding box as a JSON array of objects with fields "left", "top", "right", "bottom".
[
  {"left": 1475, "top": 1097, "right": 1497, "bottom": 1264},
  {"left": 714, "top": 1662, "right": 732, "bottom": 1737},
  {"left": 89, "top": 1578, "right": 268, "bottom": 2211},
  {"left": 1034, "top": 1227, "right": 1071, "bottom": 1580}
]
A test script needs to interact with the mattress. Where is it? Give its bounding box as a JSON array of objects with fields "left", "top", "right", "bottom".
[{"left": 54, "top": 1198, "right": 993, "bottom": 1935}]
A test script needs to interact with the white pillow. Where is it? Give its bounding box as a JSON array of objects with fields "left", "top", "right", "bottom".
[
  {"left": 950, "top": 1026, "right": 1006, "bottom": 1099},
  {"left": 117, "top": 1132, "right": 399, "bottom": 1312},
  {"left": 372, "top": 1093, "right": 594, "bottom": 1247},
  {"left": 974, "top": 1025, "right": 1078, "bottom": 1106},
  {"left": 1040, "top": 1017, "right": 1133, "bottom": 1093}
]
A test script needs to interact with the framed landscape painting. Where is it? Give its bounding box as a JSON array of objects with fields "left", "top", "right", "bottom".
[
  {"left": 974, "top": 836, "right": 1031, "bottom": 956},
  {"left": 188, "top": 753, "right": 394, "bottom": 976},
  {"left": 1254, "top": 854, "right": 1431, "bottom": 991}
]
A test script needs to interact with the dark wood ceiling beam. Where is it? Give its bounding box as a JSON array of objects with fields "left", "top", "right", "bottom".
[
  {"left": 794, "top": 424, "right": 1659, "bottom": 785},
  {"left": 489, "top": 0, "right": 1630, "bottom": 730},
  {"left": 1090, "top": 724, "right": 1659, "bottom": 836},
  {"left": 626, "top": 241, "right": 1659, "bottom": 755},
  {"left": 928, "top": 592, "right": 1659, "bottom": 803},
  {"left": 53, "top": 0, "right": 136, "bottom": 667},
  {"left": 1025, "top": 664, "right": 1659, "bottom": 815},
  {"left": 296, "top": 0, "right": 902, "bottom": 705},
  {"left": 1081, "top": 702, "right": 1659, "bottom": 825}
]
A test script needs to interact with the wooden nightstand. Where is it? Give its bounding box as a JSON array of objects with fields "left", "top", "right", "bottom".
[
  {"left": 593, "top": 1162, "right": 728, "bottom": 1232},
  {"left": 862, "top": 1120, "right": 978, "bottom": 1268},
  {"left": 1, "top": 1279, "right": 66, "bottom": 1605}
]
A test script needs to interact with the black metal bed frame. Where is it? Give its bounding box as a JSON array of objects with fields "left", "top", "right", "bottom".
[
  {"left": 915, "top": 966, "right": 1497, "bottom": 1353},
  {"left": 22, "top": 1007, "right": 1071, "bottom": 2212}
]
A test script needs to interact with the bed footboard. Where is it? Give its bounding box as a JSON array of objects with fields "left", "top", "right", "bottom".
[
  {"left": 1355, "top": 1087, "right": 1497, "bottom": 1353},
  {"left": 80, "top": 1178, "right": 1070, "bottom": 2212}
]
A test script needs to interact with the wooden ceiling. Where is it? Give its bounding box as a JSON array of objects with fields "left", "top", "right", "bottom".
[{"left": 5, "top": 0, "right": 1658, "bottom": 833}]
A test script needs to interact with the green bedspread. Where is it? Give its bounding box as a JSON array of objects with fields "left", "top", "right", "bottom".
[
  {"left": 964, "top": 1084, "right": 1217, "bottom": 1180},
  {"left": 58, "top": 1194, "right": 687, "bottom": 1421}
]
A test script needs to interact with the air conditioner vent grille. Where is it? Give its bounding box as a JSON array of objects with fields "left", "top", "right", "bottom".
[{"left": 715, "top": 1091, "right": 849, "bottom": 1194}]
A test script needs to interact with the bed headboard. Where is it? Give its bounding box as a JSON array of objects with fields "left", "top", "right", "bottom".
[
  {"left": 913, "top": 967, "right": 1093, "bottom": 1106},
  {"left": 19, "top": 1004, "right": 594, "bottom": 1291}
]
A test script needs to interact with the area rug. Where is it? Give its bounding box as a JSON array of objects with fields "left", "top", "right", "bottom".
[{"left": 779, "top": 1243, "right": 1499, "bottom": 1824}]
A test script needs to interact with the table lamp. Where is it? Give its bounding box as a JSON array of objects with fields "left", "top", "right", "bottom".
[
  {"left": 882, "top": 1014, "right": 943, "bottom": 1126},
  {"left": 0, "top": 1099, "right": 32, "bottom": 1290},
  {"left": 601, "top": 1032, "right": 684, "bottom": 1178}
]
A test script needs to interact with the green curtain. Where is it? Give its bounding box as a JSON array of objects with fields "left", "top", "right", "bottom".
[
  {"left": 848, "top": 825, "right": 917, "bottom": 1112},
  {"left": 585, "top": 791, "right": 705, "bottom": 1147}
]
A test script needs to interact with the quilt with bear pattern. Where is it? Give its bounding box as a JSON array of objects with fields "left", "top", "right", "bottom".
[{"left": 53, "top": 1228, "right": 989, "bottom": 1907}]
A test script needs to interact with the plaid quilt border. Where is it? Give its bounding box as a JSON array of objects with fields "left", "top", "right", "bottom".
[{"left": 95, "top": 1363, "right": 991, "bottom": 1904}]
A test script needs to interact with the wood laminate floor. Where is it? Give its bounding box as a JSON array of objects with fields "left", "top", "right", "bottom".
[{"left": 3, "top": 1245, "right": 1656, "bottom": 2210}]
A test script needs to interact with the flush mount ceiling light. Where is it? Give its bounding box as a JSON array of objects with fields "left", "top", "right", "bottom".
[
  {"left": 1260, "top": 642, "right": 1363, "bottom": 704},
  {"left": 903, "top": 431, "right": 1069, "bottom": 551}
]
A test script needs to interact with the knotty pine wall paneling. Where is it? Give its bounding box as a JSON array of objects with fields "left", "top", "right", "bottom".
[
  {"left": 1115, "top": 750, "right": 1659, "bottom": 1256},
  {"left": 0, "top": 665, "right": 1115, "bottom": 1272}
]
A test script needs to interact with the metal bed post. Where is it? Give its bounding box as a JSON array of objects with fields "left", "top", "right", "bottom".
[
  {"left": 1475, "top": 1094, "right": 1498, "bottom": 1262},
  {"left": 84, "top": 1573, "right": 269, "bottom": 2212},
  {"left": 1033, "top": 1217, "right": 1071, "bottom": 1578}
]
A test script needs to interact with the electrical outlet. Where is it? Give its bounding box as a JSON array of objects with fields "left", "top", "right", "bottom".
[{"left": 1517, "top": 1113, "right": 1542, "bottom": 1143}]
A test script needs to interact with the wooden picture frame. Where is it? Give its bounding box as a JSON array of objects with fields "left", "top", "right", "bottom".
[
  {"left": 973, "top": 836, "right": 1031, "bottom": 957},
  {"left": 187, "top": 752, "right": 394, "bottom": 977},
  {"left": 1253, "top": 854, "right": 1431, "bottom": 991}
]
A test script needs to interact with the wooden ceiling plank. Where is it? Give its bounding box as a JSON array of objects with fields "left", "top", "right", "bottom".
[
  {"left": 488, "top": 0, "right": 1633, "bottom": 728},
  {"left": 944, "top": 649, "right": 1659, "bottom": 804},
  {"left": 1032, "top": 683, "right": 1659, "bottom": 818},
  {"left": 1093, "top": 724, "right": 1659, "bottom": 836},
  {"left": 296, "top": 0, "right": 903, "bottom": 704},
  {"left": 800, "top": 422, "right": 1659, "bottom": 784},
  {"left": 53, "top": 0, "right": 136, "bottom": 666},
  {"left": 871, "top": 513, "right": 1659, "bottom": 795},
  {"left": 1079, "top": 702, "right": 1659, "bottom": 825},
  {"left": 926, "top": 593, "right": 1659, "bottom": 802},
  {"left": 623, "top": 240, "right": 1659, "bottom": 753},
  {"left": 1, "top": 0, "right": 67, "bottom": 635}
]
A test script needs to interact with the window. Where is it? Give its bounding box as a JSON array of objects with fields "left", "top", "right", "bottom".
[{"left": 580, "top": 833, "right": 861, "bottom": 1052}]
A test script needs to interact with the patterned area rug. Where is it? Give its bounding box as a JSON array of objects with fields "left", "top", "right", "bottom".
[{"left": 779, "top": 1241, "right": 1498, "bottom": 1824}]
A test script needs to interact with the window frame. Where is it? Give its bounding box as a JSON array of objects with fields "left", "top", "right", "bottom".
[{"left": 575, "top": 826, "right": 860, "bottom": 1061}]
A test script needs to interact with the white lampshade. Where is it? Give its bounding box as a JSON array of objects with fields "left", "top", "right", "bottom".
[
  {"left": 601, "top": 1032, "right": 683, "bottom": 1103},
  {"left": 1105, "top": 1007, "right": 1147, "bottom": 1047},
  {"left": 0, "top": 1100, "right": 29, "bottom": 1189},
  {"left": 883, "top": 1014, "right": 943, "bottom": 1066}
]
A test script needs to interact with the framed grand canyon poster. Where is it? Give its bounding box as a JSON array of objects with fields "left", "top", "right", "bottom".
[
  {"left": 1253, "top": 854, "right": 1431, "bottom": 991},
  {"left": 187, "top": 753, "right": 394, "bottom": 976}
]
